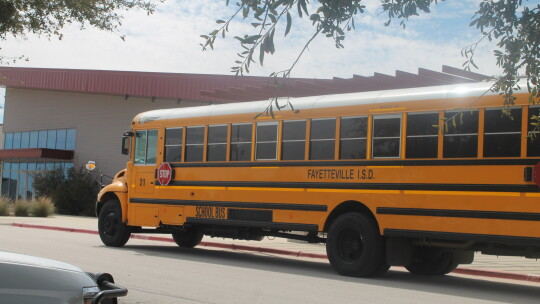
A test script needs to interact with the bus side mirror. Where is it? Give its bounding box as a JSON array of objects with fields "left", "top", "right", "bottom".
[{"left": 121, "top": 137, "right": 131, "bottom": 155}]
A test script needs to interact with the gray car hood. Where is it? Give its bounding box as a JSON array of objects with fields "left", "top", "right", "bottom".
[{"left": 0, "top": 251, "right": 84, "bottom": 273}]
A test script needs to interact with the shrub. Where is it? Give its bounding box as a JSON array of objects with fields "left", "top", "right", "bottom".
[
  {"left": 0, "top": 197, "right": 10, "bottom": 216},
  {"left": 31, "top": 197, "right": 56, "bottom": 217},
  {"left": 14, "top": 200, "right": 30, "bottom": 217},
  {"left": 33, "top": 166, "right": 100, "bottom": 216}
]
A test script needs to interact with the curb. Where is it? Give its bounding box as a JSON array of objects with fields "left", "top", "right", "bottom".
[{"left": 12, "top": 223, "right": 539, "bottom": 283}]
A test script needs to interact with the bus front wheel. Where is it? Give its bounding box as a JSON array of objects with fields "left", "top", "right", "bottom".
[
  {"left": 172, "top": 230, "right": 204, "bottom": 248},
  {"left": 98, "top": 199, "right": 131, "bottom": 247},
  {"left": 405, "top": 247, "right": 458, "bottom": 275},
  {"left": 326, "top": 212, "right": 387, "bottom": 277}
]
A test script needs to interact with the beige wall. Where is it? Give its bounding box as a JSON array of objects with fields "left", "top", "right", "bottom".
[{"left": 4, "top": 88, "right": 211, "bottom": 177}]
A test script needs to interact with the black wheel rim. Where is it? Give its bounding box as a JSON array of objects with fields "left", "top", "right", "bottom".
[
  {"left": 103, "top": 211, "right": 119, "bottom": 236},
  {"left": 337, "top": 227, "right": 363, "bottom": 263}
]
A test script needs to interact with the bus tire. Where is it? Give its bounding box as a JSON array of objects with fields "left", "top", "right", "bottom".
[
  {"left": 172, "top": 230, "right": 204, "bottom": 248},
  {"left": 98, "top": 199, "right": 131, "bottom": 247},
  {"left": 326, "top": 212, "right": 386, "bottom": 277},
  {"left": 405, "top": 248, "right": 458, "bottom": 275}
]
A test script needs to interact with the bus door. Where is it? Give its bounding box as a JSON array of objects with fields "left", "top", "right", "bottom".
[
  {"left": 130, "top": 129, "right": 159, "bottom": 226},
  {"left": 132, "top": 129, "right": 159, "bottom": 193}
]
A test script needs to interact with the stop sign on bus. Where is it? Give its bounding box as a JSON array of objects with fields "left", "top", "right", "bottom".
[{"left": 157, "top": 162, "right": 173, "bottom": 186}]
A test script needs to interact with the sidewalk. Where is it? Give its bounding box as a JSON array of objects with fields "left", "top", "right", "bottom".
[{"left": 1, "top": 215, "right": 539, "bottom": 281}]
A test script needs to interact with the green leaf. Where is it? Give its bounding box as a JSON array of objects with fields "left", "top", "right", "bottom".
[
  {"left": 259, "top": 43, "right": 265, "bottom": 65},
  {"left": 285, "top": 12, "right": 292, "bottom": 36}
]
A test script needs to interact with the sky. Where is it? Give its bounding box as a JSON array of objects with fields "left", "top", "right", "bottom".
[{"left": 0, "top": 0, "right": 521, "bottom": 122}]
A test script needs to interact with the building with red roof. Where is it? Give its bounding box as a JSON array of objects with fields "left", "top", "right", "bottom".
[{"left": 0, "top": 66, "right": 487, "bottom": 200}]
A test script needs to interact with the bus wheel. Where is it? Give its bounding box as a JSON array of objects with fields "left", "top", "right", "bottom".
[
  {"left": 172, "top": 230, "right": 204, "bottom": 248},
  {"left": 405, "top": 248, "right": 458, "bottom": 275},
  {"left": 98, "top": 199, "right": 131, "bottom": 247},
  {"left": 326, "top": 212, "right": 386, "bottom": 277}
]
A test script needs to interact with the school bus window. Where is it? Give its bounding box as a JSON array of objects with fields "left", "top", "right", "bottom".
[
  {"left": 230, "top": 123, "right": 252, "bottom": 161},
  {"left": 256, "top": 122, "right": 278, "bottom": 160},
  {"left": 443, "top": 110, "right": 478, "bottom": 158},
  {"left": 340, "top": 116, "right": 367, "bottom": 159},
  {"left": 527, "top": 106, "right": 540, "bottom": 157},
  {"left": 146, "top": 130, "right": 158, "bottom": 164},
  {"left": 207, "top": 125, "right": 227, "bottom": 161},
  {"left": 185, "top": 126, "right": 204, "bottom": 162},
  {"left": 134, "top": 129, "right": 158, "bottom": 165},
  {"left": 310, "top": 118, "right": 336, "bottom": 160},
  {"left": 372, "top": 115, "right": 401, "bottom": 158},
  {"left": 484, "top": 107, "right": 522, "bottom": 157},
  {"left": 282, "top": 120, "right": 306, "bottom": 160},
  {"left": 134, "top": 130, "right": 147, "bottom": 165},
  {"left": 406, "top": 112, "right": 438, "bottom": 158},
  {"left": 164, "top": 127, "right": 183, "bottom": 162}
]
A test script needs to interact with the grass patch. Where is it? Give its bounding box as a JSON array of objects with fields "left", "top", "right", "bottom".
[
  {"left": 0, "top": 197, "right": 10, "bottom": 216},
  {"left": 14, "top": 200, "right": 30, "bottom": 217},
  {"left": 30, "top": 197, "right": 55, "bottom": 217}
]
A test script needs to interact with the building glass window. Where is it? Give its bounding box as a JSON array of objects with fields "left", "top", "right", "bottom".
[
  {"left": 38, "top": 130, "right": 47, "bottom": 148},
  {"left": 56, "top": 129, "right": 67, "bottom": 150},
  {"left": 165, "top": 128, "right": 183, "bottom": 162},
  {"left": 207, "top": 125, "right": 227, "bottom": 162},
  {"left": 1, "top": 162, "right": 10, "bottom": 197},
  {"left": 372, "top": 115, "right": 401, "bottom": 158},
  {"left": 310, "top": 118, "right": 336, "bottom": 160},
  {"left": 3, "top": 129, "right": 76, "bottom": 151},
  {"left": 230, "top": 123, "right": 252, "bottom": 161},
  {"left": 340, "top": 116, "right": 367, "bottom": 159},
  {"left": 12, "top": 133, "right": 21, "bottom": 149},
  {"left": 46, "top": 130, "right": 57, "bottom": 149},
  {"left": 21, "top": 132, "right": 30, "bottom": 149},
  {"left": 4, "top": 133, "right": 13, "bottom": 149},
  {"left": 29, "top": 131, "right": 38, "bottom": 148},
  {"left": 406, "top": 112, "right": 439, "bottom": 158},
  {"left": 484, "top": 108, "right": 522, "bottom": 157},
  {"left": 282, "top": 120, "right": 306, "bottom": 161},
  {"left": 443, "top": 110, "right": 478, "bottom": 158},
  {"left": 185, "top": 126, "right": 205, "bottom": 162},
  {"left": 66, "top": 129, "right": 76, "bottom": 150},
  {"left": 0, "top": 161, "right": 73, "bottom": 201},
  {"left": 256, "top": 122, "right": 278, "bottom": 160}
]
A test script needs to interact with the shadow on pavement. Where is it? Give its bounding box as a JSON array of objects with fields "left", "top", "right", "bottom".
[{"left": 104, "top": 244, "right": 540, "bottom": 303}]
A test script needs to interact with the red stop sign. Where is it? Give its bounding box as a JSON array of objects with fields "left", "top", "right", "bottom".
[{"left": 157, "top": 162, "right": 173, "bottom": 186}]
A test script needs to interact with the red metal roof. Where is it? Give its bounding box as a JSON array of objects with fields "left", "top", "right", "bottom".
[
  {"left": 0, "top": 66, "right": 488, "bottom": 103},
  {"left": 0, "top": 148, "right": 74, "bottom": 160}
]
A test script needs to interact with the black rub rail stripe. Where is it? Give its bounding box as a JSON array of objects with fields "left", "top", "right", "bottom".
[
  {"left": 377, "top": 207, "right": 540, "bottom": 221},
  {"left": 186, "top": 217, "right": 318, "bottom": 231},
  {"left": 129, "top": 198, "right": 327, "bottom": 212},
  {"left": 170, "top": 159, "right": 539, "bottom": 168},
  {"left": 384, "top": 229, "right": 540, "bottom": 247},
  {"left": 164, "top": 181, "right": 540, "bottom": 193}
]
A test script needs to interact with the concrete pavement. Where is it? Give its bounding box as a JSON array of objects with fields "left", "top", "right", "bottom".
[{"left": 1, "top": 215, "right": 539, "bottom": 282}]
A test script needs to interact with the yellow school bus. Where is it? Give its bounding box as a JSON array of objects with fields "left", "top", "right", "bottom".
[{"left": 95, "top": 80, "right": 540, "bottom": 277}]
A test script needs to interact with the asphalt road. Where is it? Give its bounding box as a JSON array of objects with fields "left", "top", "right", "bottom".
[{"left": 1, "top": 225, "right": 539, "bottom": 304}]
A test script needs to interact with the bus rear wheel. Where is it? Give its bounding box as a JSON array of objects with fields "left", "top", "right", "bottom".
[
  {"left": 172, "top": 230, "right": 204, "bottom": 248},
  {"left": 326, "top": 212, "right": 387, "bottom": 277},
  {"left": 405, "top": 247, "right": 459, "bottom": 275},
  {"left": 98, "top": 199, "right": 131, "bottom": 247}
]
